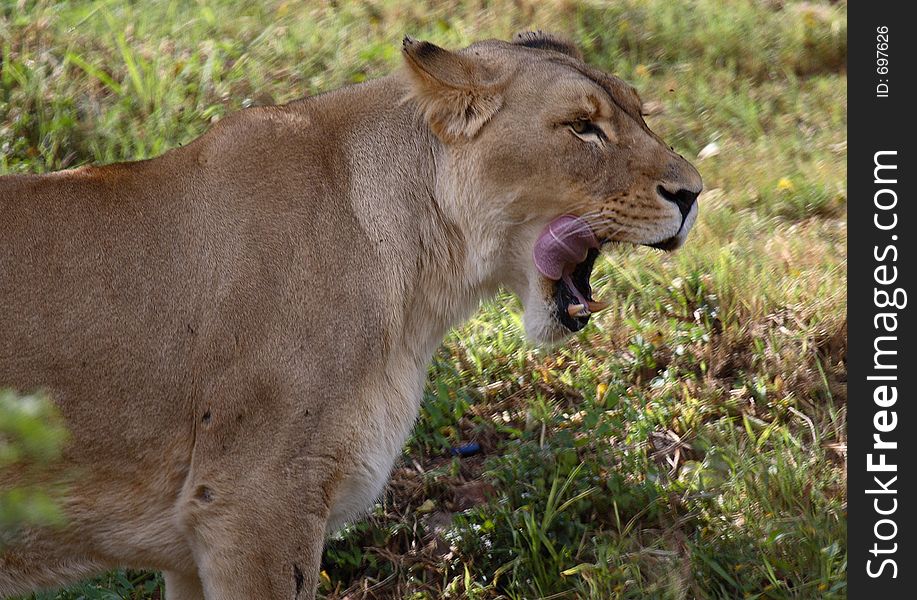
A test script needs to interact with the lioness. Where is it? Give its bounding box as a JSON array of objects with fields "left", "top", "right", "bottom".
[{"left": 0, "top": 32, "right": 701, "bottom": 599}]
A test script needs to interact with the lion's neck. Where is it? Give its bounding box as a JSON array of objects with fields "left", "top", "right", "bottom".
[
  {"left": 396, "top": 149, "right": 505, "bottom": 360},
  {"left": 334, "top": 75, "right": 507, "bottom": 364}
]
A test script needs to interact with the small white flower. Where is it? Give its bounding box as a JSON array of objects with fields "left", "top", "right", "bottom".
[{"left": 697, "top": 142, "right": 721, "bottom": 160}]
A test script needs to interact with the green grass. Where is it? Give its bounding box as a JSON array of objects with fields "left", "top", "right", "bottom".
[{"left": 3, "top": 0, "right": 846, "bottom": 598}]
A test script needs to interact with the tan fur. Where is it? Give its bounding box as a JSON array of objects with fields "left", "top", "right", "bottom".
[{"left": 0, "top": 34, "right": 701, "bottom": 599}]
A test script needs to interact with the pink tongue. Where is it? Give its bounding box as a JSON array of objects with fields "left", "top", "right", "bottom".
[{"left": 533, "top": 215, "right": 599, "bottom": 281}]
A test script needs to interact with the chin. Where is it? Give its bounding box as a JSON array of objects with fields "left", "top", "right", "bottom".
[
  {"left": 644, "top": 207, "right": 697, "bottom": 251},
  {"left": 523, "top": 308, "right": 576, "bottom": 346}
]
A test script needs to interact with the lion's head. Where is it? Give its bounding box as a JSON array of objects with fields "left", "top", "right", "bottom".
[{"left": 402, "top": 32, "right": 702, "bottom": 344}]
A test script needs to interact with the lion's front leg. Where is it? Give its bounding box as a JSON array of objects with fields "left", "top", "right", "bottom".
[
  {"left": 178, "top": 459, "right": 333, "bottom": 600},
  {"left": 176, "top": 372, "right": 351, "bottom": 600},
  {"left": 195, "top": 507, "right": 326, "bottom": 600}
]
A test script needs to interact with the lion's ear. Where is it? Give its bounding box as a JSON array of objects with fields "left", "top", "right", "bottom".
[
  {"left": 401, "top": 37, "right": 503, "bottom": 142},
  {"left": 512, "top": 31, "right": 582, "bottom": 61}
]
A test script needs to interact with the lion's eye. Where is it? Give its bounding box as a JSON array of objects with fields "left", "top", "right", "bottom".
[{"left": 568, "top": 119, "right": 605, "bottom": 142}]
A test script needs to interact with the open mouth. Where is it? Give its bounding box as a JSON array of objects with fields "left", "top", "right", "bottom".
[
  {"left": 553, "top": 247, "right": 603, "bottom": 331},
  {"left": 534, "top": 213, "right": 686, "bottom": 332},
  {"left": 533, "top": 215, "right": 610, "bottom": 333}
]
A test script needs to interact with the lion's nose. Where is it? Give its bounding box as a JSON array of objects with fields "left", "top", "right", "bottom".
[{"left": 657, "top": 185, "right": 698, "bottom": 220}]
